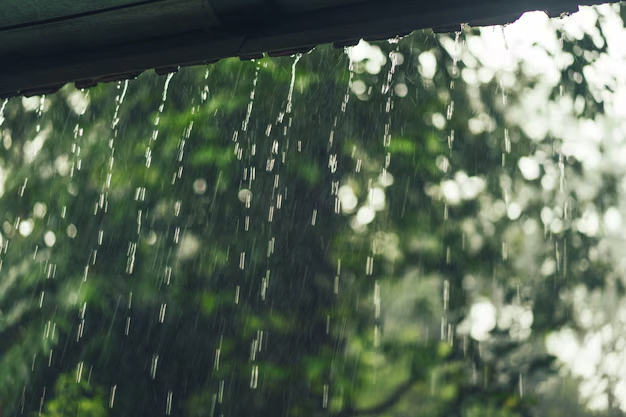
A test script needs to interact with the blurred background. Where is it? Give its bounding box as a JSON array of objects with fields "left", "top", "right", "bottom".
[{"left": 2, "top": 3, "right": 626, "bottom": 416}]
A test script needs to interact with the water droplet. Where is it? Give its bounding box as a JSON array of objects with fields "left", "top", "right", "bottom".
[
  {"left": 151, "top": 354, "right": 159, "bottom": 379},
  {"left": 110, "top": 385, "right": 117, "bottom": 408},
  {"left": 250, "top": 365, "right": 259, "bottom": 389},
  {"left": 166, "top": 390, "right": 173, "bottom": 415}
]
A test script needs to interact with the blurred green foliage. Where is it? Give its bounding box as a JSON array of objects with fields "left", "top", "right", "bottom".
[{"left": 0, "top": 7, "right": 623, "bottom": 417}]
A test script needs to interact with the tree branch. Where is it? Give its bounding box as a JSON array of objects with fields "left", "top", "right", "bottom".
[{"left": 335, "top": 377, "right": 417, "bottom": 417}]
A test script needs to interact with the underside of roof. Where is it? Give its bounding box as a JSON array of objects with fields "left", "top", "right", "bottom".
[{"left": 0, "top": 0, "right": 619, "bottom": 98}]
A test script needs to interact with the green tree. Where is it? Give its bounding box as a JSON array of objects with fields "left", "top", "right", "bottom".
[{"left": 1, "top": 5, "right": 625, "bottom": 417}]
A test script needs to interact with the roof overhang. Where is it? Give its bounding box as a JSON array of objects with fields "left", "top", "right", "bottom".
[{"left": 0, "top": 0, "right": 619, "bottom": 98}]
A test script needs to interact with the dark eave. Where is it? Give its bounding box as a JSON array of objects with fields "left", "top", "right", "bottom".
[{"left": 0, "top": 0, "right": 619, "bottom": 98}]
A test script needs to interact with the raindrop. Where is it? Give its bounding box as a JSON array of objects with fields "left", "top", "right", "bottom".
[
  {"left": 214, "top": 348, "right": 221, "bottom": 370},
  {"left": 250, "top": 365, "right": 259, "bottom": 389},
  {"left": 76, "top": 361, "right": 84, "bottom": 383},
  {"left": 159, "top": 303, "right": 167, "bottom": 322},
  {"left": 35, "top": 95, "right": 46, "bottom": 133},
  {"left": 18, "top": 178, "right": 28, "bottom": 197},
  {"left": 151, "top": 354, "right": 159, "bottom": 379},
  {"left": 285, "top": 54, "right": 302, "bottom": 114},
  {"left": 166, "top": 390, "right": 173, "bottom": 415},
  {"left": 504, "top": 128, "right": 511, "bottom": 153},
  {"left": 38, "top": 387, "right": 46, "bottom": 415},
  {"left": 374, "top": 281, "right": 380, "bottom": 319},
  {"left": 366, "top": 256, "right": 374, "bottom": 275},
  {"left": 243, "top": 61, "right": 261, "bottom": 131},
  {"left": 110, "top": 385, "right": 117, "bottom": 408},
  {"left": 446, "top": 101, "right": 455, "bottom": 120},
  {"left": 239, "top": 252, "right": 245, "bottom": 269},
  {"left": 0, "top": 98, "right": 7, "bottom": 126}
]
